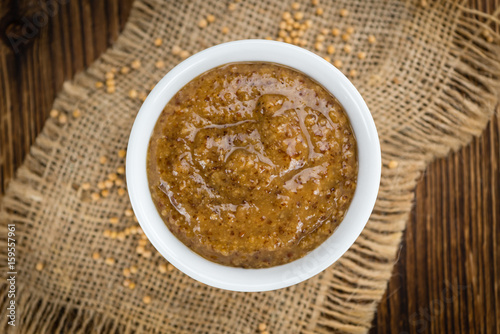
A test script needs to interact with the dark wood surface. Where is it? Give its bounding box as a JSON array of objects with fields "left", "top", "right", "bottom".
[{"left": 0, "top": 1, "right": 498, "bottom": 333}]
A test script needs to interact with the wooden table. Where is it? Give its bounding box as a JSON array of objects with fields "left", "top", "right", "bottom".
[{"left": 0, "top": 1, "right": 498, "bottom": 333}]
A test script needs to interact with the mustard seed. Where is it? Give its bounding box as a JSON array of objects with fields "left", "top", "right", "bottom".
[
  {"left": 108, "top": 173, "right": 117, "bottom": 181},
  {"left": 91, "top": 192, "right": 100, "bottom": 201},
  {"left": 106, "top": 86, "right": 116, "bottom": 94},
  {"left": 311, "top": 0, "right": 319, "bottom": 5},
  {"left": 314, "top": 42, "right": 323, "bottom": 51},
  {"left": 128, "top": 282, "right": 136, "bottom": 289},
  {"left": 331, "top": 28, "right": 340, "bottom": 36},
  {"left": 158, "top": 263, "right": 168, "bottom": 273},
  {"left": 258, "top": 323, "right": 267, "bottom": 331},
  {"left": 291, "top": 2, "right": 300, "bottom": 10},
  {"left": 125, "top": 208, "right": 134, "bottom": 217},
  {"left": 221, "top": 26, "right": 229, "bottom": 34},
  {"left": 123, "top": 267, "right": 131, "bottom": 277},
  {"left": 339, "top": 8, "right": 349, "bottom": 17},
  {"left": 155, "top": 60, "right": 165, "bottom": 69},
  {"left": 343, "top": 45, "right": 352, "bottom": 53},
  {"left": 167, "top": 264, "right": 175, "bottom": 271},
  {"left": 228, "top": 3, "right": 236, "bottom": 11},
  {"left": 143, "top": 295, "right": 152, "bottom": 304},
  {"left": 368, "top": 35, "right": 376, "bottom": 44},
  {"left": 327, "top": 45, "right": 335, "bottom": 54},
  {"left": 123, "top": 279, "right": 131, "bottom": 287},
  {"left": 105, "top": 257, "right": 115, "bottom": 265},
  {"left": 105, "top": 72, "right": 114, "bottom": 80},
  {"left": 92, "top": 252, "right": 100, "bottom": 260},
  {"left": 357, "top": 51, "right": 366, "bottom": 60},
  {"left": 282, "top": 12, "right": 291, "bottom": 20},
  {"left": 349, "top": 69, "right": 357, "bottom": 77},
  {"left": 99, "top": 155, "right": 107, "bottom": 164},
  {"left": 130, "top": 265, "right": 138, "bottom": 274},
  {"left": 117, "top": 188, "right": 127, "bottom": 196},
  {"left": 294, "top": 12, "right": 303, "bottom": 20},
  {"left": 316, "top": 34, "right": 325, "bottom": 42},
  {"left": 323, "top": 56, "right": 331, "bottom": 62},
  {"left": 72, "top": 109, "right": 81, "bottom": 118},
  {"left": 388, "top": 160, "right": 399, "bottom": 169},
  {"left": 207, "top": 14, "right": 215, "bottom": 23},
  {"left": 180, "top": 50, "right": 190, "bottom": 59},
  {"left": 341, "top": 33, "right": 350, "bottom": 41},
  {"left": 154, "top": 38, "right": 163, "bottom": 47},
  {"left": 346, "top": 26, "right": 354, "bottom": 34},
  {"left": 198, "top": 18, "right": 208, "bottom": 28},
  {"left": 35, "top": 262, "right": 44, "bottom": 271},
  {"left": 104, "top": 180, "right": 114, "bottom": 188},
  {"left": 118, "top": 150, "right": 127, "bottom": 158},
  {"left": 109, "top": 217, "right": 119, "bottom": 224},
  {"left": 333, "top": 59, "right": 343, "bottom": 68},
  {"left": 120, "top": 66, "right": 130, "bottom": 74},
  {"left": 81, "top": 182, "right": 91, "bottom": 190},
  {"left": 58, "top": 114, "right": 67, "bottom": 124},
  {"left": 316, "top": 7, "right": 324, "bottom": 15},
  {"left": 95, "top": 81, "right": 104, "bottom": 88},
  {"left": 131, "top": 60, "right": 141, "bottom": 69}
]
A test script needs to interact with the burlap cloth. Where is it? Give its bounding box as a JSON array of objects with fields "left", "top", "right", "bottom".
[{"left": 1, "top": 0, "right": 500, "bottom": 333}]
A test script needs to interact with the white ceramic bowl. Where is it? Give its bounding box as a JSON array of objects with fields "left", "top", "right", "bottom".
[{"left": 126, "top": 40, "right": 381, "bottom": 292}]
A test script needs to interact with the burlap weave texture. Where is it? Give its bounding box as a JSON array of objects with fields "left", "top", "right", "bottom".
[{"left": 1, "top": 0, "right": 500, "bottom": 333}]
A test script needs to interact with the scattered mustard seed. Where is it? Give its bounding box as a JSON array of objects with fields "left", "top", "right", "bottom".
[
  {"left": 316, "top": 7, "right": 324, "bottom": 15},
  {"left": 171, "top": 45, "right": 182, "bottom": 55},
  {"left": 92, "top": 252, "right": 100, "bottom": 260},
  {"left": 97, "top": 181, "right": 105, "bottom": 189},
  {"left": 128, "top": 282, "right": 136, "bottom": 289},
  {"left": 35, "top": 262, "right": 44, "bottom": 271},
  {"left": 343, "top": 45, "right": 352, "bottom": 53},
  {"left": 154, "top": 38, "right": 163, "bottom": 47},
  {"left": 131, "top": 60, "right": 141, "bottom": 69},
  {"left": 339, "top": 8, "right": 349, "bottom": 17},
  {"left": 392, "top": 77, "right": 401, "bottom": 84},
  {"left": 198, "top": 18, "right": 208, "bottom": 28},
  {"left": 95, "top": 81, "right": 104, "bottom": 88},
  {"left": 103, "top": 229, "right": 111, "bottom": 237},
  {"left": 99, "top": 155, "right": 107, "bottom": 164},
  {"left": 311, "top": 0, "right": 319, "bottom": 5},
  {"left": 58, "top": 114, "right": 67, "bottom": 124},
  {"left": 368, "top": 35, "right": 376, "bottom": 44},
  {"left": 105, "top": 72, "right": 114, "bottom": 80},
  {"left": 81, "top": 182, "right": 91, "bottom": 190},
  {"left": 349, "top": 69, "right": 357, "bottom": 77},
  {"left": 323, "top": 56, "right": 331, "bottom": 62},
  {"left": 123, "top": 279, "right": 131, "bottom": 287},
  {"left": 341, "top": 33, "right": 350, "bottom": 42},
  {"left": 117, "top": 188, "right": 127, "bottom": 196},
  {"left": 105, "top": 257, "right": 115, "bottom": 265},
  {"left": 155, "top": 60, "right": 165, "bottom": 69},
  {"left": 123, "top": 267, "right": 131, "bottom": 277},
  {"left": 316, "top": 34, "right": 325, "bottom": 42},
  {"left": 314, "top": 42, "right": 323, "bottom": 51},
  {"left": 346, "top": 26, "right": 354, "bottom": 34},
  {"left": 109, "top": 217, "right": 119, "bottom": 224},
  {"left": 294, "top": 12, "right": 304, "bottom": 21},
  {"left": 104, "top": 180, "right": 114, "bottom": 188},
  {"left": 262, "top": 331, "right": 270, "bottom": 334},
  {"left": 291, "top": 2, "right": 300, "bottom": 10},
  {"left": 125, "top": 208, "right": 134, "bottom": 217},
  {"left": 420, "top": 0, "right": 428, "bottom": 7},
  {"left": 357, "top": 51, "right": 366, "bottom": 60},
  {"left": 116, "top": 166, "right": 125, "bottom": 174},
  {"left": 108, "top": 173, "right": 118, "bottom": 181},
  {"left": 114, "top": 178, "right": 124, "bottom": 187},
  {"left": 118, "top": 149, "right": 127, "bottom": 158},
  {"left": 72, "top": 109, "right": 81, "bottom": 118},
  {"left": 158, "top": 263, "right": 168, "bottom": 273},
  {"left": 221, "top": 26, "right": 229, "bottom": 34},
  {"left": 258, "top": 323, "right": 267, "bottom": 331},
  {"left": 388, "top": 160, "right": 399, "bottom": 169},
  {"left": 101, "top": 189, "right": 109, "bottom": 198},
  {"left": 327, "top": 45, "right": 335, "bottom": 54},
  {"left": 282, "top": 12, "right": 291, "bottom": 20},
  {"left": 106, "top": 86, "right": 116, "bottom": 94},
  {"left": 91, "top": 192, "right": 100, "bottom": 201},
  {"left": 167, "top": 264, "right": 175, "bottom": 271},
  {"left": 120, "top": 66, "right": 130, "bottom": 74},
  {"left": 180, "top": 50, "right": 190, "bottom": 59},
  {"left": 130, "top": 265, "right": 138, "bottom": 274},
  {"left": 331, "top": 28, "right": 340, "bottom": 36},
  {"left": 206, "top": 14, "right": 215, "bottom": 23},
  {"left": 143, "top": 295, "right": 152, "bottom": 304},
  {"left": 228, "top": 3, "right": 236, "bottom": 11},
  {"left": 333, "top": 59, "right": 343, "bottom": 68},
  {"left": 136, "top": 245, "right": 145, "bottom": 254}
]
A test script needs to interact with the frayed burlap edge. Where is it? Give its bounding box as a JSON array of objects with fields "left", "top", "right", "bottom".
[{"left": 1, "top": 1, "right": 500, "bottom": 333}]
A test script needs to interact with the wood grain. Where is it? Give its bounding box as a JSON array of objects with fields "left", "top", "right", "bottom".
[{"left": 0, "top": 1, "right": 498, "bottom": 333}]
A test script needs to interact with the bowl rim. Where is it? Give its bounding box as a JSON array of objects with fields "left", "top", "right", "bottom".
[{"left": 126, "top": 39, "right": 381, "bottom": 292}]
